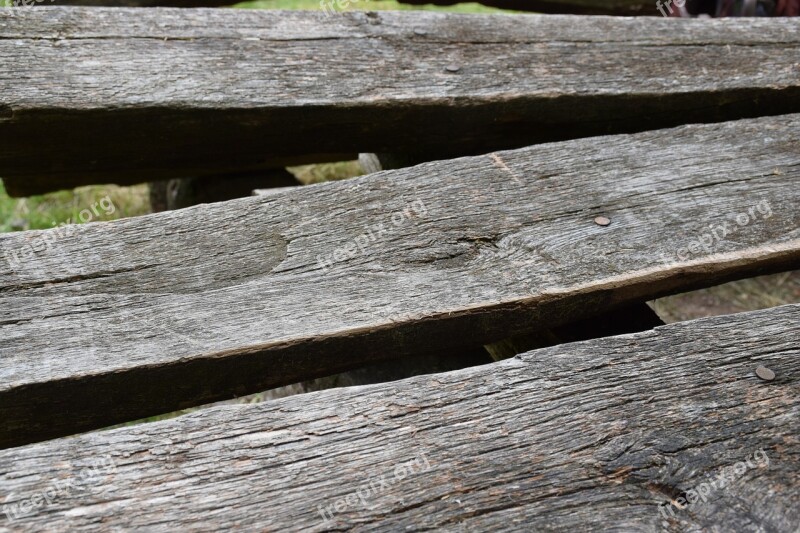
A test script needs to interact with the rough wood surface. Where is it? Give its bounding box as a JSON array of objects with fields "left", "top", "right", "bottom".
[
  {"left": 2, "top": 9, "right": 800, "bottom": 196},
  {"left": 0, "top": 305, "right": 797, "bottom": 532},
  {"left": 1, "top": 114, "right": 798, "bottom": 448}
]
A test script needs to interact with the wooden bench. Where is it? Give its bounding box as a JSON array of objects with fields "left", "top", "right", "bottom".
[
  {"left": 1, "top": 5, "right": 798, "bottom": 531},
  {"left": 2, "top": 9, "right": 800, "bottom": 196},
  {"left": 1, "top": 306, "right": 797, "bottom": 530}
]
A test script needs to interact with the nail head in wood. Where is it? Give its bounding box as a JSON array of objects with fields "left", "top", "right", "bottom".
[
  {"left": 755, "top": 366, "right": 776, "bottom": 381},
  {"left": 594, "top": 216, "right": 611, "bottom": 227},
  {"left": 445, "top": 65, "right": 461, "bottom": 73}
]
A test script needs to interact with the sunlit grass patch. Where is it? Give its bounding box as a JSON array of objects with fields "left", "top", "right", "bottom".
[{"left": 0, "top": 181, "right": 151, "bottom": 233}]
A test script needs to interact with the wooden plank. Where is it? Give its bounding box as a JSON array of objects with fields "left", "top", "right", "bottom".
[
  {"left": 252, "top": 185, "right": 299, "bottom": 197},
  {"left": 0, "top": 305, "right": 797, "bottom": 530},
  {"left": 1, "top": 114, "right": 799, "bottom": 448},
  {"left": 2, "top": 9, "right": 800, "bottom": 196},
  {"left": 360, "top": 154, "right": 670, "bottom": 361},
  {"left": 357, "top": 152, "right": 669, "bottom": 360}
]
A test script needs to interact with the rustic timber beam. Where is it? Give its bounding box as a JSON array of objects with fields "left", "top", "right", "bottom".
[
  {"left": 0, "top": 114, "right": 798, "bottom": 448},
  {"left": 2, "top": 9, "right": 800, "bottom": 196},
  {"left": 0, "top": 305, "right": 797, "bottom": 530}
]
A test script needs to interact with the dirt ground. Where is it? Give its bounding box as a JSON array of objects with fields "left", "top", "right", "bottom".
[{"left": 651, "top": 270, "right": 800, "bottom": 323}]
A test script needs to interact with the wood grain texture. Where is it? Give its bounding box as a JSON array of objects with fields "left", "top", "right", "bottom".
[
  {"left": 0, "top": 305, "right": 797, "bottom": 532},
  {"left": 1, "top": 114, "right": 799, "bottom": 448},
  {"left": 357, "top": 152, "right": 670, "bottom": 362},
  {"left": 2, "top": 9, "right": 800, "bottom": 195}
]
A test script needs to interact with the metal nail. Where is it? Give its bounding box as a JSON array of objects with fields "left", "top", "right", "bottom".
[
  {"left": 445, "top": 65, "right": 461, "bottom": 73},
  {"left": 594, "top": 216, "right": 611, "bottom": 227},
  {"left": 755, "top": 366, "right": 776, "bottom": 381},
  {"left": 414, "top": 29, "right": 427, "bottom": 36}
]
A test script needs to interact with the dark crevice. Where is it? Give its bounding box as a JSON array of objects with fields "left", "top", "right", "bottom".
[
  {"left": 0, "top": 264, "right": 161, "bottom": 294},
  {"left": 92, "top": 302, "right": 668, "bottom": 441},
  {"left": 6, "top": 87, "right": 800, "bottom": 197},
  {"left": 0, "top": 105, "right": 12, "bottom": 120},
  {"left": 485, "top": 302, "right": 666, "bottom": 361},
  {"left": 0, "top": 34, "right": 351, "bottom": 43}
]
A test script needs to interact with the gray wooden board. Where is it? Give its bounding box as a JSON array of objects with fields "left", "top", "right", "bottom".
[
  {"left": 2, "top": 8, "right": 800, "bottom": 195},
  {"left": 1, "top": 114, "right": 799, "bottom": 449},
  {"left": 0, "top": 305, "right": 797, "bottom": 531}
]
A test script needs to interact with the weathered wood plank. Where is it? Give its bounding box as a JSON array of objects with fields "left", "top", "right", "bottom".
[
  {"left": 0, "top": 305, "right": 797, "bottom": 531},
  {"left": 1, "top": 114, "right": 799, "bottom": 448},
  {"left": 2, "top": 9, "right": 800, "bottom": 196},
  {"left": 359, "top": 151, "right": 671, "bottom": 363}
]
